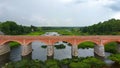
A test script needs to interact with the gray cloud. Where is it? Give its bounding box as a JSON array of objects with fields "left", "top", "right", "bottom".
[
  {"left": 104, "top": 0, "right": 120, "bottom": 11},
  {"left": 109, "top": 3, "right": 120, "bottom": 11},
  {"left": 0, "top": 0, "right": 119, "bottom": 26}
]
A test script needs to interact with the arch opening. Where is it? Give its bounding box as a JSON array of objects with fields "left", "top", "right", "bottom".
[
  {"left": 27, "top": 40, "right": 47, "bottom": 61},
  {"left": 53, "top": 41, "right": 72, "bottom": 60},
  {"left": 2, "top": 40, "right": 22, "bottom": 47},
  {"left": 104, "top": 41, "right": 120, "bottom": 54},
  {"left": 77, "top": 41, "right": 97, "bottom": 57},
  {"left": 27, "top": 40, "right": 48, "bottom": 49},
  {"left": 2, "top": 40, "right": 22, "bottom": 61},
  {"left": 78, "top": 41, "right": 97, "bottom": 49}
]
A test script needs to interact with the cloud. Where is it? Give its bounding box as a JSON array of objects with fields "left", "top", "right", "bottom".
[
  {"left": 103, "top": 0, "right": 120, "bottom": 11},
  {"left": 112, "top": 12, "right": 120, "bottom": 19},
  {"left": 0, "top": 0, "right": 119, "bottom": 26},
  {"left": 108, "top": 2, "right": 120, "bottom": 11},
  {"left": 59, "top": 0, "right": 73, "bottom": 3}
]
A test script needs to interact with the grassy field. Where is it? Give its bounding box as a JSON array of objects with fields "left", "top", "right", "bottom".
[{"left": 26, "top": 28, "right": 83, "bottom": 36}]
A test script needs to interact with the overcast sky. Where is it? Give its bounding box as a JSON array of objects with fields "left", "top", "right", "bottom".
[{"left": 0, "top": 0, "right": 120, "bottom": 27}]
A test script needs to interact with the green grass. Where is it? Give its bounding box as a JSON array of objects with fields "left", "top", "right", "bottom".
[
  {"left": 9, "top": 42, "right": 20, "bottom": 48},
  {"left": 78, "top": 41, "right": 95, "bottom": 49},
  {"left": 26, "top": 31, "right": 45, "bottom": 36},
  {"left": 25, "top": 27, "right": 87, "bottom": 36}
]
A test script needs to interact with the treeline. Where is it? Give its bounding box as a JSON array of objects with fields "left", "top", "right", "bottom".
[
  {"left": 0, "top": 21, "right": 38, "bottom": 35},
  {"left": 80, "top": 19, "right": 120, "bottom": 35},
  {"left": 0, "top": 21, "right": 81, "bottom": 35},
  {"left": 0, "top": 19, "right": 120, "bottom": 35}
]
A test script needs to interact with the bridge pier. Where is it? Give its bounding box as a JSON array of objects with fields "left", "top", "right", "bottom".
[
  {"left": 71, "top": 45, "right": 78, "bottom": 58},
  {"left": 21, "top": 45, "right": 32, "bottom": 56},
  {"left": 117, "top": 44, "right": 120, "bottom": 53},
  {"left": 94, "top": 45, "right": 105, "bottom": 57},
  {"left": 0, "top": 44, "right": 10, "bottom": 55},
  {"left": 47, "top": 45, "right": 54, "bottom": 59}
]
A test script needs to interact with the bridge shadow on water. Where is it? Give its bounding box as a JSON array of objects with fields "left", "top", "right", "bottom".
[{"left": 0, "top": 52, "right": 10, "bottom": 68}]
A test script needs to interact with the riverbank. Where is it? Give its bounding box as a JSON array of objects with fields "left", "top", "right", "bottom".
[{"left": 3, "top": 57, "right": 106, "bottom": 68}]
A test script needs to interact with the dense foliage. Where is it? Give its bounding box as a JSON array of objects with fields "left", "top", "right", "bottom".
[
  {"left": 3, "top": 59, "right": 45, "bottom": 68},
  {"left": 0, "top": 19, "right": 120, "bottom": 35},
  {"left": 105, "top": 42, "right": 118, "bottom": 54},
  {"left": 45, "top": 59, "right": 60, "bottom": 68},
  {"left": 41, "top": 45, "right": 47, "bottom": 48},
  {"left": 0, "top": 21, "right": 38, "bottom": 35},
  {"left": 3, "top": 57, "right": 106, "bottom": 68},
  {"left": 78, "top": 41, "right": 95, "bottom": 49},
  {"left": 108, "top": 54, "right": 120, "bottom": 64},
  {"left": 54, "top": 44, "right": 66, "bottom": 49},
  {"left": 80, "top": 19, "right": 120, "bottom": 35}
]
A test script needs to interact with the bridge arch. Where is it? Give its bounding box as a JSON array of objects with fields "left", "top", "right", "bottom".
[
  {"left": 78, "top": 41, "right": 97, "bottom": 46},
  {"left": 76, "top": 40, "right": 99, "bottom": 46},
  {"left": 103, "top": 40, "right": 120, "bottom": 45},
  {"left": 1, "top": 40, "right": 23, "bottom": 46}
]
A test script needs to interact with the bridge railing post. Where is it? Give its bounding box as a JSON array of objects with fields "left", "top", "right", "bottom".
[
  {"left": 71, "top": 45, "right": 78, "bottom": 58},
  {"left": 21, "top": 44, "right": 32, "bottom": 56}
]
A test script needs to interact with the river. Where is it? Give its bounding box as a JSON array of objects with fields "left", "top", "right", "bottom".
[{"left": 0, "top": 41, "right": 120, "bottom": 68}]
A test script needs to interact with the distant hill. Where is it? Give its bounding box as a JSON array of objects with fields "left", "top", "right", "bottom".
[{"left": 80, "top": 19, "right": 120, "bottom": 35}]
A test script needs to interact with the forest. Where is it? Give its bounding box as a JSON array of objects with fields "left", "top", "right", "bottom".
[
  {"left": 80, "top": 19, "right": 120, "bottom": 35},
  {"left": 0, "top": 18, "right": 120, "bottom": 35}
]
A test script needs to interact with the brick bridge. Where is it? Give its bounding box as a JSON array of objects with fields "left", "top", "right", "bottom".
[{"left": 0, "top": 35, "right": 120, "bottom": 57}]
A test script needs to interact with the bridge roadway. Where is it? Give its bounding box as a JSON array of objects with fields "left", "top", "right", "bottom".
[{"left": 0, "top": 35, "right": 120, "bottom": 57}]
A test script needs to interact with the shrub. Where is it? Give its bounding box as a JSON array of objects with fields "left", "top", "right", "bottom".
[
  {"left": 69, "top": 62, "right": 90, "bottom": 68},
  {"left": 60, "top": 58, "right": 71, "bottom": 65},
  {"left": 108, "top": 54, "right": 120, "bottom": 64},
  {"left": 78, "top": 41, "right": 95, "bottom": 49},
  {"left": 54, "top": 44, "right": 66, "bottom": 49},
  {"left": 105, "top": 42, "right": 118, "bottom": 53},
  {"left": 45, "top": 59, "right": 60, "bottom": 68},
  {"left": 41, "top": 45, "right": 47, "bottom": 48},
  {"left": 3, "top": 59, "right": 45, "bottom": 68},
  {"left": 82, "top": 57, "right": 106, "bottom": 68}
]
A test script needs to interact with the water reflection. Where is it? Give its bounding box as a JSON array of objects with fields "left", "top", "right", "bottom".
[
  {"left": 0, "top": 42, "right": 120, "bottom": 68},
  {"left": 22, "top": 53, "right": 32, "bottom": 60},
  {"left": 32, "top": 41, "right": 47, "bottom": 61},
  {"left": 10, "top": 46, "right": 21, "bottom": 61},
  {"left": 54, "top": 42, "right": 71, "bottom": 60},
  {"left": 78, "top": 48, "right": 94, "bottom": 57}
]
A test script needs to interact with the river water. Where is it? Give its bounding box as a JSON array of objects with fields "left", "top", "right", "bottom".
[{"left": 0, "top": 41, "right": 120, "bottom": 68}]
